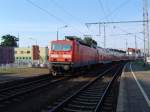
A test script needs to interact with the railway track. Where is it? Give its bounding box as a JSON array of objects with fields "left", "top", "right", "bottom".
[
  {"left": 0, "top": 74, "right": 50, "bottom": 90},
  {"left": 0, "top": 63, "right": 122, "bottom": 112},
  {"left": 0, "top": 75, "right": 68, "bottom": 111},
  {"left": 44, "top": 64, "right": 124, "bottom": 112}
]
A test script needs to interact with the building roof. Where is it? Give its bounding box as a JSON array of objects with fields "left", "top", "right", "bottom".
[{"left": 127, "top": 48, "right": 141, "bottom": 53}]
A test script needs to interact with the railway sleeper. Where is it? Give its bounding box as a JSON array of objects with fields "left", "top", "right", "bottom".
[
  {"left": 67, "top": 103, "right": 95, "bottom": 110},
  {"left": 79, "top": 93, "right": 102, "bottom": 97},
  {"left": 80, "top": 92, "right": 102, "bottom": 96},
  {"left": 82, "top": 89, "right": 104, "bottom": 93},
  {"left": 87, "top": 86, "right": 106, "bottom": 90},
  {"left": 77, "top": 95, "right": 100, "bottom": 99},
  {"left": 84, "top": 89, "right": 104, "bottom": 92},
  {"left": 0, "top": 101, "right": 8, "bottom": 105},
  {"left": 11, "top": 98, "right": 21, "bottom": 102},
  {"left": 0, "top": 92, "right": 13, "bottom": 96},
  {"left": 71, "top": 100, "right": 97, "bottom": 106},
  {"left": 0, "top": 104, "right": 5, "bottom": 108},
  {"left": 103, "top": 102, "right": 113, "bottom": 107},
  {"left": 63, "top": 107, "right": 93, "bottom": 112},
  {"left": 74, "top": 97, "right": 99, "bottom": 102},
  {"left": 101, "top": 106, "right": 113, "bottom": 111}
]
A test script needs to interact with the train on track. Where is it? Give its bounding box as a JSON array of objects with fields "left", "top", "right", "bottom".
[{"left": 48, "top": 37, "right": 134, "bottom": 76}]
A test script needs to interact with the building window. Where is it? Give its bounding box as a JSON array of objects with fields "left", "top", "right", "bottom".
[
  {"left": 20, "top": 57, "right": 22, "bottom": 59},
  {"left": 23, "top": 57, "right": 25, "bottom": 59},
  {"left": 16, "top": 57, "right": 18, "bottom": 59},
  {"left": 29, "top": 57, "right": 31, "bottom": 59},
  {"left": 20, "top": 51, "right": 24, "bottom": 54},
  {"left": 27, "top": 51, "right": 30, "bottom": 54}
]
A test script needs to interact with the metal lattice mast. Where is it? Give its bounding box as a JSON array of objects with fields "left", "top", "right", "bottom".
[
  {"left": 85, "top": 20, "right": 147, "bottom": 49},
  {"left": 143, "top": 0, "right": 149, "bottom": 57},
  {"left": 104, "top": 24, "right": 106, "bottom": 48}
]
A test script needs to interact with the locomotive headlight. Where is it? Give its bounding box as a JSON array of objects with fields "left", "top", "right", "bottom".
[
  {"left": 48, "top": 64, "right": 53, "bottom": 69},
  {"left": 50, "top": 54, "right": 59, "bottom": 58},
  {"left": 64, "top": 65, "right": 70, "bottom": 71},
  {"left": 63, "top": 54, "right": 71, "bottom": 58}
]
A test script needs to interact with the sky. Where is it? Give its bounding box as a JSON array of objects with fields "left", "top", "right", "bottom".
[{"left": 0, "top": 0, "right": 149, "bottom": 50}]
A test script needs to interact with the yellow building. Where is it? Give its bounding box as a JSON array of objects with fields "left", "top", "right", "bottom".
[
  {"left": 15, "top": 47, "right": 32, "bottom": 64},
  {"left": 39, "top": 47, "right": 48, "bottom": 63},
  {"left": 15, "top": 46, "right": 48, "bottom": 64}
]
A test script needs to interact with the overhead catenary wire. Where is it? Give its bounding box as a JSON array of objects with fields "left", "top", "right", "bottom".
[
  {"left": 101, "top": 0, "right": 144, "bottom": 49},
  {"left": 97, "top": 0, "right": 107, "bottom": 20},
  {"left": 115, "top": 26, "right": 144, "bottom": 41},
  {"left": 26, "top": 0, "right": 66, "bottom": 24},
  {"left": 101, "top": 0, "right": 131, "bottom": 20},
  {"left": 97, "top": 0, "right": 112, "bottom": 48},
  {"left": 86, "top": 0, "right": 132, "bottom": 47},
  {"left": 50, "top": 0, "right": 83, "bottom": 23},
  {"left": 26, "top": 0, "right": 86, "bottom": 36},
  {"left": 95, "top": 0, "right": 143, "bottom": 49},
  {"left": 49, "top": 0, "right": 90, "bottom": 36},
  {"left": 86, "top": 20, "right": 148, "bottom": 25}
]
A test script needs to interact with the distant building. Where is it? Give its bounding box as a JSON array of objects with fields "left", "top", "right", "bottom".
[
  {"left": 0, "top": 47, "right": 14, "bottom": 64},
  {"left": 39, "top": 47, "right": 49, "bottom": 63},
  {"left": 127, "top": 48, "right": 141, "bottom": 57},
  {"left": 15, "top": 45, "right": 48, "bottom": 64}
]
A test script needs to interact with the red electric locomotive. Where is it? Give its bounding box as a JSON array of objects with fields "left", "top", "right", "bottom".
[{"left": 48, "top": 38, "right": 98, "bottom": 76}]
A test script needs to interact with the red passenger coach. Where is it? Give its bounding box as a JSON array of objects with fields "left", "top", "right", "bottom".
[{"left": 48, "top": 38, "right": 98, "bottom": 76}]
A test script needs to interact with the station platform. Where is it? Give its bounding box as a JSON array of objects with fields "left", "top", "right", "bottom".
[{"left": 117, "top": 62, "right": 150, "bottom": 112}]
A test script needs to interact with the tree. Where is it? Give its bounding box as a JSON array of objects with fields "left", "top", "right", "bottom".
[
  {"left": 83, "top": 37, "right": 97, "bottom": 48},
  {"left": 65, "top": 36, "right": 97, "bottom": 48},
  {"left": 0, "top": 34, "right": 19, "bottom": 47},
  {"left": 65, "top": 36, "right": 83, "bottom": 42}
]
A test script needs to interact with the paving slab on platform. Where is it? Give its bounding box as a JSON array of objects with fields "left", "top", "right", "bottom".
[{"left": 117, "top": 62, "right": 150, "bottom": 112}]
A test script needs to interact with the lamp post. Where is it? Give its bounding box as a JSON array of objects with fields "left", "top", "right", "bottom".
[
  {"left": 57, "top": 25, "right": 68, "bottom": 40},
  {"left": 29, "top": 37, "right": 37, "bottom": 45},
  {"left": 29, "top": 37, "right": 39, "bottom": 65}
]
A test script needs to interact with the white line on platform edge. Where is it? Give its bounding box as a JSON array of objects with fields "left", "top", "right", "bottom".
[
  {"left": 130, "top": 62, "right": 150, "bottom": 107},
  {"left": 122, "top": 63, "right": 128, "bottom": 77}
]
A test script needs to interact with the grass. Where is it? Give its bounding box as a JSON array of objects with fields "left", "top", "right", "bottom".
[{"left": 0, "top": 67, "right": 49, "bottom": 76}]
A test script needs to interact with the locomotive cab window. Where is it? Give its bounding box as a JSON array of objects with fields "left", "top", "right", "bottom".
[
  {"left": 51, "top": 43, "right": 62, "bottom": 51},
  {"left": 62, "top": 44, "right": 71, "bottom": 51},
  {"left": 51, "top": 43, "right": 71, "bottom": 51}
]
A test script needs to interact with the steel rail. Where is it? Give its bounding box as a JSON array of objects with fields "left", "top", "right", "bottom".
[
  {"left": 0, "top": 77, "right": 67, "bottom": 106},
  {"left": 94, "top": 65, "right": 123, "bottom": 112},
  {"left": 49, "top": 67, "right": 114, "bottom": 112}
]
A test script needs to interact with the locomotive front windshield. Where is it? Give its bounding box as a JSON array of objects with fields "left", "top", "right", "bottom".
[{"left": 51, "top": 43, "right": 71, "bottom": 51}]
